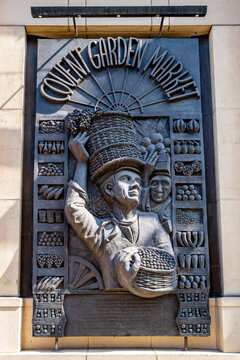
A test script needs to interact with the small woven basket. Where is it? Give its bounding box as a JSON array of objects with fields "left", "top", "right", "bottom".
[
  {"left": 87, "top": 112, "right": 144, "bottom": 182},
  {"left": 133, "top": 247, "right": 177, "bottom": 291}
]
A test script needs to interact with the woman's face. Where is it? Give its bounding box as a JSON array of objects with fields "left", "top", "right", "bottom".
[{"left": 149, "top": 174, "right": 171, "bottom": 204}]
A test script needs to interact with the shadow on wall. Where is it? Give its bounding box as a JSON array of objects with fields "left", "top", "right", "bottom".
[
  {"left": 0, "top": 126, "right": 23, "bottom": 169},
  {"left": 0, "top": 200, "right": 21, "bottom": 296},
  {"left": 0, "top": 85, "right": 24, "bottom": 110}
]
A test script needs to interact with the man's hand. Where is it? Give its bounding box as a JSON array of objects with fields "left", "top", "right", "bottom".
[
  {"left": 114, "top": 246, "right": 177, "bottom": 298},
  {"left": 144, "top": 150, "right": 159, "bottom": 179},
  {"left": 114, "top": 246, "right": 141, "bottom": 289},
  {"left": 68, "top": 131, "right": 89, "bottom": 163}
]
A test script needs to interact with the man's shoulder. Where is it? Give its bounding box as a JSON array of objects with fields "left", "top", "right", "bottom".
[
  {"left": 138, "top": 211, "right": 169, "bottom": 240},
  {"left": 138, "top": 211, "right": 159, "bottom": 222}
]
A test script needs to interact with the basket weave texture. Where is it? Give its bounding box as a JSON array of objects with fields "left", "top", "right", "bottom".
[
  {"left": 133, "top": 247, "right": 177, "bottom": 291},
  {"left": 87, "top": 112, "right": 143, "bottom": 181}
]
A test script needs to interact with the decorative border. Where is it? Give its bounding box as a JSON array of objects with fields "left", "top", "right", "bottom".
[
  {"left": 32, "top": 114, "right": 69, "bottom": 337},
  {"left": 170, "top": 114, "right": 211, "bottom": 336}
]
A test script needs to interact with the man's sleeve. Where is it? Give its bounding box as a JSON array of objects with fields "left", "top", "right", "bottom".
[
  {"left": 154, "top": 214, "right": 174, "bottom": 256},
  {"left": 65, "top": 180, "right": 102, "bottom": 253}
]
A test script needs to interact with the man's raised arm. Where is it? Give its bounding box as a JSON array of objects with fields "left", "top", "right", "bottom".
[{"left": 65, "top": 132, "right": 102, "bottom": 253}]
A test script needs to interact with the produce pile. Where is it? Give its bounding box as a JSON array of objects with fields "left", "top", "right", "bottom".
[
  {"left": 140, "top": 131, "right": 171, "bottom": 159},
  {"left": 175, "top": 161, "right": 202, "bottom": 176},
  {"left": 176, "top": 184, "right": 201, "bottom": 201},
  {"left": 39, "top": 185, "right": 64, "bottom": 200},
  {"left": 174, "top": 140, "right": 201, "bottom": 154},
  {"left": 66, "top": 108, "right": 95, "bottom": 135},
  {"left": 39, "top": 120, "right": 64, "bottom": 134},
  {"left": 38, "top": 141, "right": 65, "bottom": 155},
  {"left": 173, "top": 118, "right": 199, "bottom": 133},
  {"left": 38, "top": 163, "right": 63, "bottom": 176},
  {"left": 138, "top": 247, "right": 175, "bottom": 271},
  {"left": 38, "top": 210, "right": 64, "bottom": 224},
  {"left": 178, "top": 275, "right": 207, "bottom": 289},
  {"left": 37, "top": 231, "right": 64, "bottom": 247},
  {"left": 176, "top": 231, "right": 204, "bottom": 247},
  {"left": 37, "top": 254, "right": 64, "bottom": 269},
  {"left": 176, "top": 209, "right": 200, "bottom": 225}
]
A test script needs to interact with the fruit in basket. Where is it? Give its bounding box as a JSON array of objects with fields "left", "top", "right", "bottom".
[{"left": 138, "top": 247, "right": 175, "bottom": 271}]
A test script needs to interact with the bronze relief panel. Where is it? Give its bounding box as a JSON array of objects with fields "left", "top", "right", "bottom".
[{"left": 32, "top": 37, "right": 210, "bottom": 337}]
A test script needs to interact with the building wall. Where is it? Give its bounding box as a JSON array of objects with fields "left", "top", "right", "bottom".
[{"left": 0, "top": 0, "right": 240, "bottom": 357}]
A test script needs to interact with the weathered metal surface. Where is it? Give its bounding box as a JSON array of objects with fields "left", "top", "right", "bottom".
[
  {"left": 31, "top": 6, "right": 207, "bottom": 18},
  {"left": 33, "top": 290, "right": 67, "bottom": 337},
  {"left": 64, "top": 292, "right": 179, "bottom": 336},
  {"left": 32, "top": 37, "right": 211, "bottom": 337},
  {"left": 32, "top": 113, "right": 69, "bottom": 336}
]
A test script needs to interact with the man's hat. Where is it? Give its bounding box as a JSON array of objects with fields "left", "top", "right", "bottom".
[
  {"left": 153, "top": 151, "right": 171, "bottom": 177},
  {"left": 86, "top": 112, "right": 144, "bottom": 183}
]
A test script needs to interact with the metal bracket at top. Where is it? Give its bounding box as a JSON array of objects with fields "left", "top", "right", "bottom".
[
  {"left": 31, "top": 6, "right": 207, "bottom": 39},
  {"left": 72, "top": 17, "right": 78, "bottom": 39},
  {"left": 159, "top": 17, "right": 165, "bottom": 38},
  {"left": 31, "top": 6, "right": 207, "bottom": 19}
]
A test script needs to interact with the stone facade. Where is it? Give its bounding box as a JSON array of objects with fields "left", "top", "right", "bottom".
[{"left": 0, "top": 0, "right": 240, "bottom": 357}]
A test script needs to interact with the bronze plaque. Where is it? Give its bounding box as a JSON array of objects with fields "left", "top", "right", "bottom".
[{"left": 64, "top": 293, "right": 178, "bottom": 336}]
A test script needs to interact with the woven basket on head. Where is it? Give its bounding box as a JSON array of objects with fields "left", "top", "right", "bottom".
[{"left": 87, "top": 112, "right": 144, "bottom": 182}]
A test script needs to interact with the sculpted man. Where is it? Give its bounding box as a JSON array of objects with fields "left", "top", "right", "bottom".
[
  {"left": 142, "top": 151, "right": 172, "bottom": 234},
  {"left": 65, "top": 130, "right": 176, "bottom": 298}
]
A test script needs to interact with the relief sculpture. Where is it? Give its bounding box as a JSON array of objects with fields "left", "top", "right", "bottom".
[
  {"left": 33, "top": 37, "right": 211, "bottom": 337},
  {"left": 65, "top": 111, "right": 177, "bottom": 298}
]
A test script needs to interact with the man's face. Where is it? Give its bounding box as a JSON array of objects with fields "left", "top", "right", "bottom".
[
  {"left": 112, "top": 169, "right": 141, "bottom": 207},
  {"left": 150, "top": 174, "right": 171, "bottom": 204}
]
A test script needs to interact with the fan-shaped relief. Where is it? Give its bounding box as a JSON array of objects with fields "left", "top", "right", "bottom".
[
  {"left": 68, "top": 256, "right": 104, "bottom": 291},
  {"left": 40, "top": 37, "right": 200, "bottom": 115}
]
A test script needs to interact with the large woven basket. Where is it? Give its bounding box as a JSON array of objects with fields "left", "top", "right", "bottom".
[{"left": 86, "top": 112, "right": 144, "bottom": 182}]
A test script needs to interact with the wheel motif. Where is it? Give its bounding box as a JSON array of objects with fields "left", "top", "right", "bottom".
[{"left": 68, "top": 256, "right": 104, "bottom": 290}]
